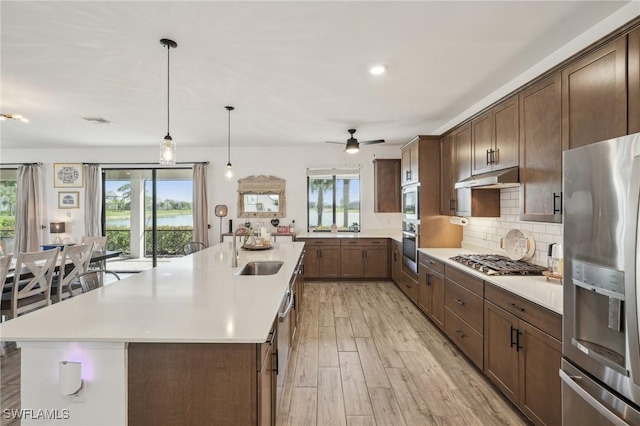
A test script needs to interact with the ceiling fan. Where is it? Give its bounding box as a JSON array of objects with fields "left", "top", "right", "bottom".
[{"left": 325, "top": 129, "right": 385, "bottom": 154}]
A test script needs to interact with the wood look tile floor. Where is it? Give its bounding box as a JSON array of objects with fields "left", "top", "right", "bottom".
[
  {"left": 0, "top": 281, "right": 530, "bottom": 426},
  {"left": 279, "top": 281, "right": 530, "bottom": 426}
]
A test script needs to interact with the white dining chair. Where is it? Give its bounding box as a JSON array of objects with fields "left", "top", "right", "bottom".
[
  {"left": 81, "top": 236, "right": 107, "bottom": 252},
  {"left": 0, "top": 248, "right": 59, "bottom": 320},
  {"left": 53, "top": 243, "right": 94, "bottom": 302},
  {"left": 77, "top": 269, "right": 120, "bottom": 293}
]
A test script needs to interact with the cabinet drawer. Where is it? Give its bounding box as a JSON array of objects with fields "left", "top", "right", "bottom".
[
  {"left": 401, "top": 270, "right": 418, "bottom": 302},
  {"left": 485, "top": 283, "right": 562, "bottom": 341},
  {"left": 259, "top": 325, "right": 277, "bottom": 370},
  {"left": 418, "top": 253, "right": 445, "bottom": 275},
  {"left": 341, "top": 238, "right": 387, "bottom": 247},
  {"left": 445, "top": 279, "right": 484, "bottom": 333},
  {"left": 445, "top": 265, "right": 484, "bottom": 296},
  {"left": 299, "top": 238, "right": 341, "bottom": 247},
  {"left": 445, "top": 307, "right": 484, "bottom": 369}
]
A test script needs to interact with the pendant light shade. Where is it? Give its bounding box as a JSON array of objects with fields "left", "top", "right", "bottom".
[
  {"left": 224, "top": 106, "right": 235, "bottom": 181},
  {"left": 159, "top": 38, "right": 177, "bottom": 165}
]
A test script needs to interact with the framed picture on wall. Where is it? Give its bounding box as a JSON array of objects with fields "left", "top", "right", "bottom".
[
  {"left": 54, "top": 163, "right": 83, "bottom": 188},
  {"left": 58, "top": 191, "right": 80, "bottom": 209}
]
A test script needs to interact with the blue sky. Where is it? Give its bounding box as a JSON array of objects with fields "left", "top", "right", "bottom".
[{"left": 105, "top": 180, "right": 193, "bottom": 202}]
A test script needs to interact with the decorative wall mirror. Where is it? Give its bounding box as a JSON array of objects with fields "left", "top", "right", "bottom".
[{"left": 237, "top": 175, "right": 286, "bottom": 218}]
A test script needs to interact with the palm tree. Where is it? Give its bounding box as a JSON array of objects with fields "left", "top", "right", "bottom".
[
  {"left": 341, "top": 179, "right": 350, "bottom": 228},
  {"left": 309, "top": 179, "right": 333, "bottom": 226}
]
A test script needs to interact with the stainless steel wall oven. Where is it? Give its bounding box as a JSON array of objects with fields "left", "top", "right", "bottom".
[{"left": 402, "top": 221, "right": 419, "bottom": 274}]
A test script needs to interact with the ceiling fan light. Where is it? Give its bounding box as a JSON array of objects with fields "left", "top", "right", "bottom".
[
  {"left": 345, "top": 140, "right": 359, "bottom": 154},
  {"left": 160, "top": 134, "right": 176, "bottom": 165}
]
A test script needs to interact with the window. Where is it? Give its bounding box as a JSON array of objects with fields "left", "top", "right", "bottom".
[
  {"left": 103, "top": 168, "right": 193, "bottom": 272},
  {"left": 0, "top": 169, "right": 17, "bottom": 250},
  {"left": 307, "top": 169, "right": 360, "bottom": 232}
]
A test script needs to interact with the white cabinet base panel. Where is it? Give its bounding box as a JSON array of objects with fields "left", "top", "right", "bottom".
[{"left": 18, "top": 341, "right": 126, "bottom": 425}]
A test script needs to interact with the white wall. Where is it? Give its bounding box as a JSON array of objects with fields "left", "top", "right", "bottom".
[
  {"left": 462, "top": 187, "right": 563, "bottom": 266},
  {"left": 1, "top": 144, "right": 403, "bottom": 244}
]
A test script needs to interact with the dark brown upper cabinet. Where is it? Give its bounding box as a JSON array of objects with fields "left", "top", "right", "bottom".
[
  {"left": 519, "top": 73, "right": 564, "bottom": 223},
  {"left": 471, "top": 97, "right": 519, "bottom": 175},
  {"left": 401, "top": 141, "right": 420, "bottom": 186},
  {"left": 562, "top": 36, "right": 627, "bottom": 149},
  {"left": 440, "top": 133, "right": 456, "bottom": 215},
  {"left": 373, "top": 159, "right": 401, "bottom": 213},
  {"left": 629, "top": 27, "right": 640, "bottom": 134}
]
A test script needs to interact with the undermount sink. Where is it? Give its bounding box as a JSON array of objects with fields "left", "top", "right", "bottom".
[{"left": 236, "top": 261, "right": 284, "bottom": 276}]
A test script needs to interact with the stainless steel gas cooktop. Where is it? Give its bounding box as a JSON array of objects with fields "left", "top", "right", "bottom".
[{"left": 450, "top": 254, "right": 547, "bottom": 276}]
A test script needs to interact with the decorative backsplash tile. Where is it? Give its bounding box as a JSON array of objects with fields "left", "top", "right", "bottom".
[{"left": 462, "top": 187, "right": 563, "bottom": 266}]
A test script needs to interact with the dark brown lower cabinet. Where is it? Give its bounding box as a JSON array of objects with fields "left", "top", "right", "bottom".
[
  {"left": 128, "top": 324, "right": 278, "bottom": 426},
  {"left": 484, "top": 301, "right": 562, "bottom": 426},
  {"left": 399, "top": 267, "right": 418, "bottom": 303},
  {"left": 417, "top": 262, "right": 445, "bottom": 331},
  {"left": 391, "top": 241, "right": 402, "bottom": 286}
]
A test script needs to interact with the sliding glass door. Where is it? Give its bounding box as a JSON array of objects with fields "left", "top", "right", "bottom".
[{"left": 103, "top": 168, "right": 193, "bottom": 272}]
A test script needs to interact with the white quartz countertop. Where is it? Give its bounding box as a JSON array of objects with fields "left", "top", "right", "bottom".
[
  {"left": 297, "top": 231, "right": 402, "bottom": 243},
  {"left": 0, "top": 242, "right": 305, "bottom": 344},
  {"left": 418, "top": 248, "right": 563, "bottom": 315}
]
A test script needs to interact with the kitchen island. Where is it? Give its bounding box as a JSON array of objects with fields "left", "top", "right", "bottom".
[{"left": 0, "top": 242, "right": 305, "bottom": 426}]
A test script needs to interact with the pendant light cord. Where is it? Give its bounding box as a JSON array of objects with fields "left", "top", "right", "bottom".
[
  {"left": 227, "top": 108, "right": 231, "bottom": 163},
  {"left": 167, "top": 44, "right": 170, "bottom": 135}
]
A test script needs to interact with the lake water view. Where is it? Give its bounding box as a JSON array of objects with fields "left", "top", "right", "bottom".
[{"left": 107, "top": 214, "right": 193, "bottom": 228}]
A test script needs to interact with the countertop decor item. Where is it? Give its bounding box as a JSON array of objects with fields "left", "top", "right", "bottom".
[
  {"left": 159, "top": 38, "right": 177, "bottom": 165},
  {"left": 215, "top": 204, "right": 228, "bottom": 243},
  {"left": 500, "top": 228, "right": 536, "bottom": 261},
  {"left": 224, "top": 106, "right": 235, "bottom": 181}
]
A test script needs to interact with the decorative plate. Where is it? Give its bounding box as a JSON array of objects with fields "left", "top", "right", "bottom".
[{"left": 241, "top": 244, "right": 274, "bottom": 251}]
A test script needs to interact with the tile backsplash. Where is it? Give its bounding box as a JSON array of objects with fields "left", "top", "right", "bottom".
[{"left": 462, "top": 187, "right": 563, "bottom": 266}]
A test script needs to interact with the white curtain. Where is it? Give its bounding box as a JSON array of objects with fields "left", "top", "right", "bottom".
[
  {"left": 83, "top": 164, "right": 102, "bottom": 237},
  {"left": 192, "top": 163, "right": 209, "bottom": 246},
  {"left": 13, "top": 164, "right": 42, "bottom": 253}
]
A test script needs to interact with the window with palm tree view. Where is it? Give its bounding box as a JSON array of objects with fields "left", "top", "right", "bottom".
[
  {"left": 307, "top": 171, "right": 360, "bottom": 232},
  {"left": 104, "top": 168, "right": 193, "bottom": 271}
]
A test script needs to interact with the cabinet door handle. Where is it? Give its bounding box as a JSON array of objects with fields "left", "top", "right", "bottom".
[
  {"left": 507, "top": 302, "right": 525, "bottom": 312},
  {"left": 273, "top": 349, "right": 279, "bottom": 374},
  {"left": 452, "top": 198, "right": 457, "bottom": 211},
  {"left": 510, "top": 325, "right": 516, "bottom": 348},
  {"left": 426, "top": 273, "right": 431, "bottom": 285},
  {"left": 406, "top": 170, "right": 411, "bottom": 180},
  {"left": 319, "top": 250, "right": 322, "bottom": 258},
  {"left": 486, "top": 149, "right": 491, "bottom": 165},
  {"left": 393, "top": 252, "right": 397, "bottom": 261},
  {"left": 516, "top": 329, "right": 523, "bottom": 352},
  {"left": 454, "top": 298, "right": 465, "bottom": 306},
  {"left": 553, "top": 192, "right": 563, "bottom": 215},
  {"left": 492, "top": 149, "right": 498, "bottom": 164},
  {"left": 455, "top": 330, "right": 465, "bottom": 339}
]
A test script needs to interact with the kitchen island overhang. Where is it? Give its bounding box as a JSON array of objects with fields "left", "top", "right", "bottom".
[{"left": 0, "top": 242, "right": 305, "bottom": 426}]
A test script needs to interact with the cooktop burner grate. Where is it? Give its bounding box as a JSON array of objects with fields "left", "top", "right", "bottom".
[{"left": 450, "top": 254, "right": 546, "bottom": 276}]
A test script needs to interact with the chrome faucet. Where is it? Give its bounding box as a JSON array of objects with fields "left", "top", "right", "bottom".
[{"left": 231, "top": 226, "right": 251, "bottom": 267}]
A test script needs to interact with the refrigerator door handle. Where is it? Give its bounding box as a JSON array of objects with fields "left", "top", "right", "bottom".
[
  {"left": 559, "top": 369, "right": 628, "bottom": 426},
  {"left": 625, "top": 152, "right": 640, "bottom": 387}
]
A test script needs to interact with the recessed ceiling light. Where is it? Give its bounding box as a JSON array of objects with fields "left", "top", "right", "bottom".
[
  {"left": 369, "top": 65, "right": 387, "bottom": 75},
  {"left": 0, "top": 113, "right": 29, "bottom": 123}
]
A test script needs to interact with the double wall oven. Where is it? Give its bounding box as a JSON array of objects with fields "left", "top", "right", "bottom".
[{"left": 401, "top": 184, "right": 420, "bottom": 273}]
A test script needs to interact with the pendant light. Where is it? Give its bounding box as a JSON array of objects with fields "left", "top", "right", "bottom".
[
  {"left": 159, "top": 38, "right": 177, "bottom": 165},
  {"left": 224, "top": 106, "right": 235, "bottom": 181}
]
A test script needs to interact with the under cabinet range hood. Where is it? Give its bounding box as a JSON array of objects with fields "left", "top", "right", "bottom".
[{"left": 454, "top": 166, "right": 519, "bottom": 189}]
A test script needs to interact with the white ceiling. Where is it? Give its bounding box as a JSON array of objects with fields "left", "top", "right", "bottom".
[{"left": 0, "top": 1, "right": 632, "bottom": 151}]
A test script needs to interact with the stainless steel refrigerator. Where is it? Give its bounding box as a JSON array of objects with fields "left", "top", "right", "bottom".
[{"left": 562, "top": 133, "right": 640, "bottom": 424}]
